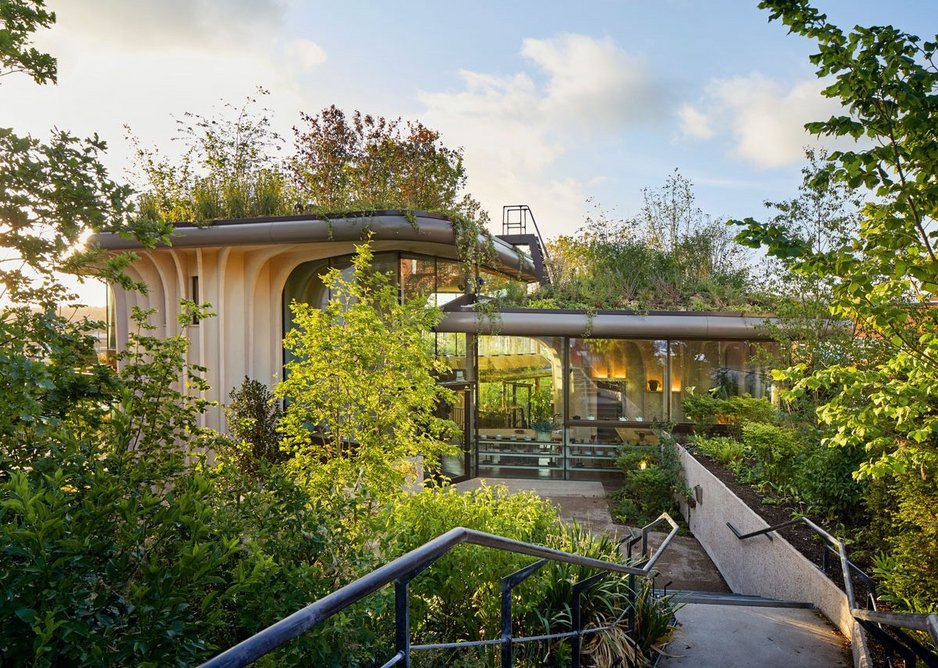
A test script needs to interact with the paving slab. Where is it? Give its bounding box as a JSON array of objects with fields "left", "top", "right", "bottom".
[
  {"left": 454, "top": 477, "right": 606, "bottom": 497},
  {"left": 659, "top": 603, "right": 849, "bottom": 667}
]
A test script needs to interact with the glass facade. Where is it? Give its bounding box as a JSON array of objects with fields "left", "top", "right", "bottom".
[
  {"left": 669, "top": 340, "right": 777, "bottom": 422},
  {"left": 477, "top": 336, "right": 565, "bottom": 479},
  {"left": 475, "top": 335, "right": 776, "bottom": 481},
  {"left": 282, "top": 252, "right": 778, "bottom": 482}
]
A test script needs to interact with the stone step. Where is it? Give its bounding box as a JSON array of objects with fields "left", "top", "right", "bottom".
[{"left": 670, "top": 590, "right": 814, "bottom": 609}]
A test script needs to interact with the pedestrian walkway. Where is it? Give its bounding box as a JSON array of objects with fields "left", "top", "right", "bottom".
[
  {"left": 660, "top": 602, "right": 849, "bottom": 667},
  {"left": 454, "top": 477, "right": 728, "bottom": 592},
  {"left": 454, "top": 478, "right": 850, "bottom": 666}
]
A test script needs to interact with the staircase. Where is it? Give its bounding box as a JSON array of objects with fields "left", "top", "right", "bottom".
[{"left": 497, "top": 205, "right": 551, "bottom": 285}]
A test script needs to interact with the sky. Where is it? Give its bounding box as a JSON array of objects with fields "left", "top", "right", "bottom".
[{"left": 3, "top": 0, "right": 937, "bottom": 305}]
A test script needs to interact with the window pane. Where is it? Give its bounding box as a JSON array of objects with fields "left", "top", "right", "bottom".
[
  {"left": 401, "top": 255, "right": 436, "bottom": 304},
  {"left": 477, "top": 335, "right": 564, "bottom": 479},
  {"left": 669, "top": 340, "right": 778, "bottom": 421},
  {"left": 436, "top": 332, "right": 467, "bottom": 382},
  {"left": 568, "top": 338, "right": 667, "bottom": 423}
]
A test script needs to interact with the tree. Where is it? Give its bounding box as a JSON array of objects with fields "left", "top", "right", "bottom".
[
  {"left": 749, "top": 150, "right": 876, "bottom": 420},
  {"left": 0, "top": 0, "right": 55, "bottom": 83},
  {"left": 222, "top": 376, "right": 286, "bottom": 474},
  {"left": 276, "top": 240, "right": 457, "bottom": 498},
  {"left": 535, "top": 173, "right": 751, "bottom": 310},
  {"left": 735, "top": 0, "right": 938, "bottom": 611},
  {"left": 292, "top": 105, "right": 470, "bottom": 213},
  {"left": 736, "top": 0, "right": 938, "bottom": 479}
]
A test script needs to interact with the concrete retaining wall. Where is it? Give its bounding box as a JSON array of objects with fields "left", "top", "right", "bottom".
[{"left": 676, "top": 444, "right": 871, "bottom": 667}]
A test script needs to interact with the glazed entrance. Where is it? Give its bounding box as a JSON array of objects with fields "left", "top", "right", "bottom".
[{"left": 471, "top": 335, "right": 775, "bottom": 481}]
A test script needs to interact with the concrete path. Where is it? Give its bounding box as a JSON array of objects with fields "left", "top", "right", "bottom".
[
  {"left": 454, "top": 478, "right": 729, "bottom": 592},
  {"left": 660, "top": 603, "right": 849, "bottom": 667}
]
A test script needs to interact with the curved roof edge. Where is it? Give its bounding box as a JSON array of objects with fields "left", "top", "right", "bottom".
[
  {"left": 92, "top": 211, "right": 539, "bottom": 282},
  {"left": 437, "top": 309, "right": 785, "bottom": 340}
]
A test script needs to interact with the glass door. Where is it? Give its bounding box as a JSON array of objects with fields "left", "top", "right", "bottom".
[{"left": 441, "top": 386, "right": 472, "bottom": 483}]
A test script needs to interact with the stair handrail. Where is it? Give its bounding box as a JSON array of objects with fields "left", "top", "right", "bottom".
[
  {"left": 202, "top": 514, "right": 679, "bottom": 668},
  {"left": 501, "top": 204, "right": 552, "bottom": 279},
  {"left": 728, "top": 517, "right": 938, "bottom": 664}
]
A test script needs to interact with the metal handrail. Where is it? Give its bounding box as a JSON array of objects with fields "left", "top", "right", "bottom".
[
  {"left": 728, "top": 517, "right": 938, "bottom": 663},
  {"left": 202, "top": 514, "right": 679, "bottom": 668},
  {"left": 501, "top": 204, "right": 552, "bottom": 265}
]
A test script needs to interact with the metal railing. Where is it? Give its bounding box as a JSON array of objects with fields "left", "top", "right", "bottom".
[
  {"left": 500, "top": 205, "right": 552, "bottom": 285},
  {"left": 728, "top": 517, "right": 938, "bottom": 667},
  {"left": 201, "top": 514, "right": 679, "bottom": 668}
]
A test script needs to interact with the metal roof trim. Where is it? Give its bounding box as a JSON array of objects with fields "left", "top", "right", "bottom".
[{"left": 92, "top": 212, "right": 538, "bottom": 282}]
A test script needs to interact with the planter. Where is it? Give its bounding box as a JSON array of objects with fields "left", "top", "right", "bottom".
[{"left": 676, "top": 444, "right": 872, "bottom": 668}]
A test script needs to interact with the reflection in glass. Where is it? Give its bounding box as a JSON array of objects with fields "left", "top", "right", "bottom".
[
  {"left": 568, "top": 338, "right": 667, "bottom": 423},
  {"left": 441, "top": 389, "right": 468, "bottom": 480},
  {"left": 436, "top": 332, "right": 467, "bottom": 382},
  {"left": 669, "top": 340, "right": 778, "bottom": 421},
  {"left": 477, "top": 335, "right": 564, "bottom": 479}
]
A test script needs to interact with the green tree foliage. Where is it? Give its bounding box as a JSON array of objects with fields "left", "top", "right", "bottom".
[
  {"left": 533, "top": 172, "right": 752, "bottom": 310},
  {"left": 737, "top": 1, "right": 938, "bottom": 479},
  {"left": 746, "top": 151, "right": 884, "bottom": 424},
  {"left": 293, "top": 105, "right": 469, "bottom": 213},
  {"left": 735, "top": 0, "right": 938, "bottom": 609},
  {"left": 0, "top": 0, "right": 55, "bottom": 83},
  {"left": 277, "top": 241, "right": 458, "bottom": 497},
  {"left": 222, "top": 376, "right": 286, "bottom": 474}
]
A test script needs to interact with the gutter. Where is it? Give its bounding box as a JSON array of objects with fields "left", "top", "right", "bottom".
[
  {"left": 92, "top": 211, "right": 539, "bottom": 283},
  {"left": 437, "top": 309, "right": 783, "bottom": 340}
]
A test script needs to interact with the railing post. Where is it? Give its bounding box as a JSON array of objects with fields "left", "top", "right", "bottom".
[
  {"left": 628, "top": 574, "right": 636, "bottom": 632},
  {"left": 500, "top": 559, "right": 548, "bottom": 668},
  {"left": 500, "top": 577, "right": 513, "bottom": 668},
  {"left": 571, "top": 572, "right": 609, "bottom": 668},
  {"left": 395, "top": 579, "right": 410, "bottom": 668}
]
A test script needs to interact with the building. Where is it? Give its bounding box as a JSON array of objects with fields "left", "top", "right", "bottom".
[{"left": 96, "top": 209, "right": 777, "bottom": 482}]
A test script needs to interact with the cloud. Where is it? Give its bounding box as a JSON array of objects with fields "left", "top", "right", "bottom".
[
  {"left": 682, "top": 72, "right": 848, "bottom": 168},
  {"left": 678, "top": 103, "right": 713, "bottom": 140},
  {"left": 54, "top": 0, "right": 289, "bottom": 51},
  {"left": 417, "top": 33, "right": 668, "bottom": 238},
  {"left": 284, "top": 38, "right": 327, "bottom": 71},
  {"left": 521, "top": 34, "right": 667, "bottom": 130}
]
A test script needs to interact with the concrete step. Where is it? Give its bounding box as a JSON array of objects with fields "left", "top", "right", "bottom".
[
  {"left": 670, "top": 589, "right": 814, "bottom": 609},
  {"left": 659, "top": 603, "right": 850, "bottom": 667}
]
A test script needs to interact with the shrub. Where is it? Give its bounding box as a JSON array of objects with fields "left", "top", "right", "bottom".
[
  {"left": 871, "top": 474, "right": 938, "bottom": 614},
  {"left": 693, "top": 435, "right": 746, "bottom": 471},
  {"left": 222, "top": 376, "right": 285, "bottom": 474},
  {"left": 385, "top": 484, "right": 558, "bottom": 649},
  {"left": 383, "top": 485, "right": 676, "bottom": 666},
  {"left": 740, "top": 422, "right": 803, "bottom": 488},
  {"left": 794, "top": 443, "right": 866, "bottom": 520},
  {"left": 613, "top": 437, "right": 687, "bottom": 526},
  {"left": 683, "top": 392, "right": 777, "bottom": 431}
]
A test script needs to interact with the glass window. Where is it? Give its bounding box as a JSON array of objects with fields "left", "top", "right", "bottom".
[
  {"left": 477, "top": 335, "right": 565, "bottom": 479},
  {"left": 478, "top": 336, "right": 563, "bottom": 431},
  {"left": 401, "top": 255, "right": 436, "bottom": 304},
  {"left": 435, "top": 332, "right": 467, "bottom": 382},
  {"left": 479, "top": 268, "right": 527, "bottom": 302},
  {"left": 436, "top": 258, "right": 466, "bottom": 307},
  {"left": 669, "top": 340, "right": 778, "bottom": 421},
  {"left": 568, "top": 338, "right": 667, "bottom": 424}
]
